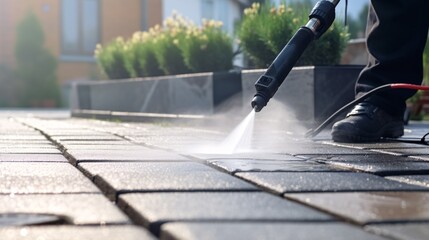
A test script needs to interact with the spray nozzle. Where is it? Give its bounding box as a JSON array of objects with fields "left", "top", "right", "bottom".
[{"left": 251, "top": 95, "right": 267, "bottom": 112}]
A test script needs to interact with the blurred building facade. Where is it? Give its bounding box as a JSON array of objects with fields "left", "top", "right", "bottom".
[{"left": 0, "top": 0, "right": 250, "bottom": 105}]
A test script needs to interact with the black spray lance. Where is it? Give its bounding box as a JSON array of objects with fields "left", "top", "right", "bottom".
[{"left": 251, "top": 0, "right": 340, "bottom": 112}]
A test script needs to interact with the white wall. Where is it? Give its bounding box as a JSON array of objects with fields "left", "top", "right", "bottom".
[
  {"left": 162, "top": 0, "right": 242, "bottom": 35},
  {"left": 163, "top": 0, "right": 201, "bottom": 24}
]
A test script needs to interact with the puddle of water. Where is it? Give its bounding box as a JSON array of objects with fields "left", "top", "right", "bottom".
[{"left": 197, "top": 110, "right": 256, "bottom": 154}]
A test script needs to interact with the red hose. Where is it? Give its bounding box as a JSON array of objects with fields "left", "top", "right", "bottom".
[{"left": 390, "top": 84, "right": 429, "bottom": 91}]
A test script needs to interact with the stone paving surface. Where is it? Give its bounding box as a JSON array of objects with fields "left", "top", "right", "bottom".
[{"left": 1, "top": 111, "right": 429, "bottom": 239}]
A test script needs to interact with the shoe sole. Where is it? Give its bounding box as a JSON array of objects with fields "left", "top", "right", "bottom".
[{"left": 332, "top": 122, "right": 404, "bottom": 143}]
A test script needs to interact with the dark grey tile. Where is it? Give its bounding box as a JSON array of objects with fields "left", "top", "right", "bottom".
[
  {"left": 118, "top": 192, "right": 333, "bottom": 233},
  {"left": 305, "top": 154, "right": 409, "bottom": 162},
  {"left": 236, "top": 172, "right": 424, "bottom": 194},
  {"left": 323, "top": 140, "right": 426, "bottom": 150},
  {"left": 374, "top": 148, "right": 429, "bottom": 156},
  {"left": 0, "top": 154, "right": 67, "bottom": 162},
  {"left": 387, "top": 175, "right": 429, "bottom": 188},
  {"left": 325, "top": 159, "right": 429, "bottom": 176},
  {"left": 285, "top": 192, "right": 429, "bottom": 224},
  {"left": 0, "top": 162, "right": 99, "bottom": 194},
  {"left": 79, "top": 162, "right": 257, "bottom": 200},
  {"left": 161, "top": 222, "right": 389, "bottom": 240},
  {"left": 191, "top": 152, "right": 300, "bottom": 161},
  {"left": 0, "top": 194, "right": 130, "bottom": 225},
  {"left": 66, "top": 149, "right": 190, "bottom": 164},
  {"left": 209, "top": 159, "right": 338, "bottom": 173},
  {"left": 367, "top": 223, "right": 429, "bottom": 240},
  {"left": 0, "top": 226, "right": 155, "bottom": 240}
]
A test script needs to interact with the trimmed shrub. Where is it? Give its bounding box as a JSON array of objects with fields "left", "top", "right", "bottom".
[
  {"left": 15, "top": 12, "right": 60, "bottom": 107},
  {"left": 95, "top": 37, "right": 133, "bottom": 79},
  {"left": 180, "top": 20, "right": 233, "bottom": 73},
  {"left": 95, "top": 13, "right": 234, "bottom": 79},
  {"left": 238, "top": 2, "right": 349, "bottom": 68}
]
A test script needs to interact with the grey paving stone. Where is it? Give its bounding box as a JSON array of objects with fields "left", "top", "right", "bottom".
[
  {"left": 0, "top": 162, "right": 99, "bottom": 194},
  {"left": 161, "top": 222, "right": 389, "bottom": 240},
  {"left": 66, "top": 149, "right": 190, "bottom": 164},
  {"left": 0, "top": 226, "right": 156, "bottom": 240},
  {"left": 191, "top": 152, "right": 302, "bottom": 161},
  {"left": 0, "top": 148, "right": 61, "bottom": 154},
  {"left": 209, "top": 159, "right": 339, "bottom": 173},
  {"left": 0, "top": 144, "right": 57, "bottom": 149},
  {"left": 323, "top": 141, "right": 426, "bottom": 150},
  {"left": 285, "top": 192, "right": 429, "bottom": 224},
  {"left": 79, "top": 162, "right": 257, "bottom": 200},
  {"left": 0, "top": 135, "right": 47, "bottom": 140},
  {"left": 236, "top": 172, "right": 424, "bottom": 194},
  {"left": 118, "top": 192, "right": 333, "bottom": 233},
  {"left": 61, "top": 141, "right": 136, "bottom": 146},
  {"left": 254, "top": 142, "right": 375, "bottom": 155},
  {"left": 0, "top": 194, "right": 130, "bottom": 225},
  {"left": 374, "top": 148, "right": 429, "bottom": 156},
  {"left": 367, "top": 223, "right": 429, "bottom": 240},
  {"left": 53, "top": 135, "right": 124, "bottom": 142},
  {"left": 325, "top": 159, "right": 429, "bottom": 176},
  {"left": 304, "top": 154, "right": 410, "bottom": 162},
  {"left": 387, "top": 175, "right": 429, "bottom": 188},
  {"left": 62, "top": 144, "right": 150, "bottom": 151},
  {"left": 0, "top": 154, "right": 67, "bottom": 162}
]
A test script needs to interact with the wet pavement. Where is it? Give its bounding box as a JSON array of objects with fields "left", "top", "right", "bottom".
[{"left": 1, "top": 110, "right": 429, "bottom": 239}]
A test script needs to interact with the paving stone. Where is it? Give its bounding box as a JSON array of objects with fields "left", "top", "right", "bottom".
[
  {"left": 209, "top": 159, "right": 339, "bottom": 173},
  {"left": 325, "top": 159, "right": 429, "bottom": 176},
  {"left": 79, "top": 162, "right": 257, "bottom": 200},
  {"left": 0, "top": 144, "right": 57, "bottom": 149},
  {"left": 258, "top": 143, "right": 375, "bottom": 155},
  {"left": 0, "top": 162, "right": 99, "bottom": 194},
  {"left": 0, "top": 226, "right": 155, "bottom": 240},
  {"left": 118, "top": 192, "right": 333, "bottom": 233},
  {"left": 387, "top": 175, "right": 429, "bottom": 188},
  {"left": 285, "top": 192, "right": 429, "bottom": 224},
  {"left": 0, "top": 154, "right": 67, "bottom": 162},
  {"left": 60, "top": 141, "right": 136, "bottom": 146},
  {"left": 191, "top": 152, "right": 302, "bottom": 161},
  {"left": 161, "top": 222, "right": 389, "bottom": 240},
  {"left": 373, "top": 148, "right": 429, "bottom": 156},
  {"left": 0, "top": 135, "right": 47, "bottom": 140},
  {"left": 0, "top": 194, "right": 130, "bottom": 225},
  {"left": 323, "top": 141, "right": 426, "bottom": 150},
  {"left": 236, "top": 172, "right": 424, "bottom": 194},
  {"left": 62, "top": 144, "right": 150, "bottom": 151},
  {"left": 53, "top": 135, "right": 124, "bottom": 142},
  {"left": 367, "top": 223, "right": 429, "bottom": 240},
  {"left": 0, "top": 148, "right": 61, "bottom": 154},
  {"left": 304, "top": 154, "right": 409, "bottom": 162},
  {"left": 66, "top": 149, "right": 190, "bottom": 164}
]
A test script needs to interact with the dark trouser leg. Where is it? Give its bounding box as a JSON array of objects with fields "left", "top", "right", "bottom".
[{"left": 357, "top": 0, "right": 429, "bottom": 117}]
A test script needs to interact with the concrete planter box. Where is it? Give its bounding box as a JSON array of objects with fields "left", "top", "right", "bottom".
[
  {"left": 71, "top": 71, "right": 242, "bottom": 115},
  {"left": 71, "top": 66, "right": 363, "bottom": 123},
  {"left": 242, "top": 65, "right": 364, "bottom": 123}
]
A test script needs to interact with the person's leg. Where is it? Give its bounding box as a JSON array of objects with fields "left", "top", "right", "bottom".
[
  {"left": 357, "top": 0, "right": 429, "bottom": 117},
  {"left": 332, "top": 0, "right": 429, "bottom": 142}
]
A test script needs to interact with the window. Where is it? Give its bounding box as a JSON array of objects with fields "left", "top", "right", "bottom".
[
  {"left": 61, "top": 0, "right": 99, "bottom": 59},
  {"left": 201, "top": 0, "right": 214, "bottom": 20}
]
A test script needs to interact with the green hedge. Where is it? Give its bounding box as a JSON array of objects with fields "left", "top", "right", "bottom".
[
  {"left": 96, "top": 14, "right": 233, "bottom": 80},
  {"left": 238, "top": 2, "right": 349, "bottom": 68}
]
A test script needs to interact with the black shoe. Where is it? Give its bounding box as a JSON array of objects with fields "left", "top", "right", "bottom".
[{"left": 331, "top": 102, "right": 404, "bottom": 143}]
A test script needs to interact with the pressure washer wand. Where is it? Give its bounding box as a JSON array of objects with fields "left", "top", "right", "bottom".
[{"left": 252, "top": 0, "right": 341, "bottom": 112}]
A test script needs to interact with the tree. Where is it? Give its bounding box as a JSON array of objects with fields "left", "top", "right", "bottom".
[{"left": 15, "top": 12, "right": 60, "bottom": 107}]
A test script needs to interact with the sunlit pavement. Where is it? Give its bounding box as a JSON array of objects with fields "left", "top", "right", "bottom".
[{"left": 1, "top": 109, "right": 429, "bottom": 239}]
